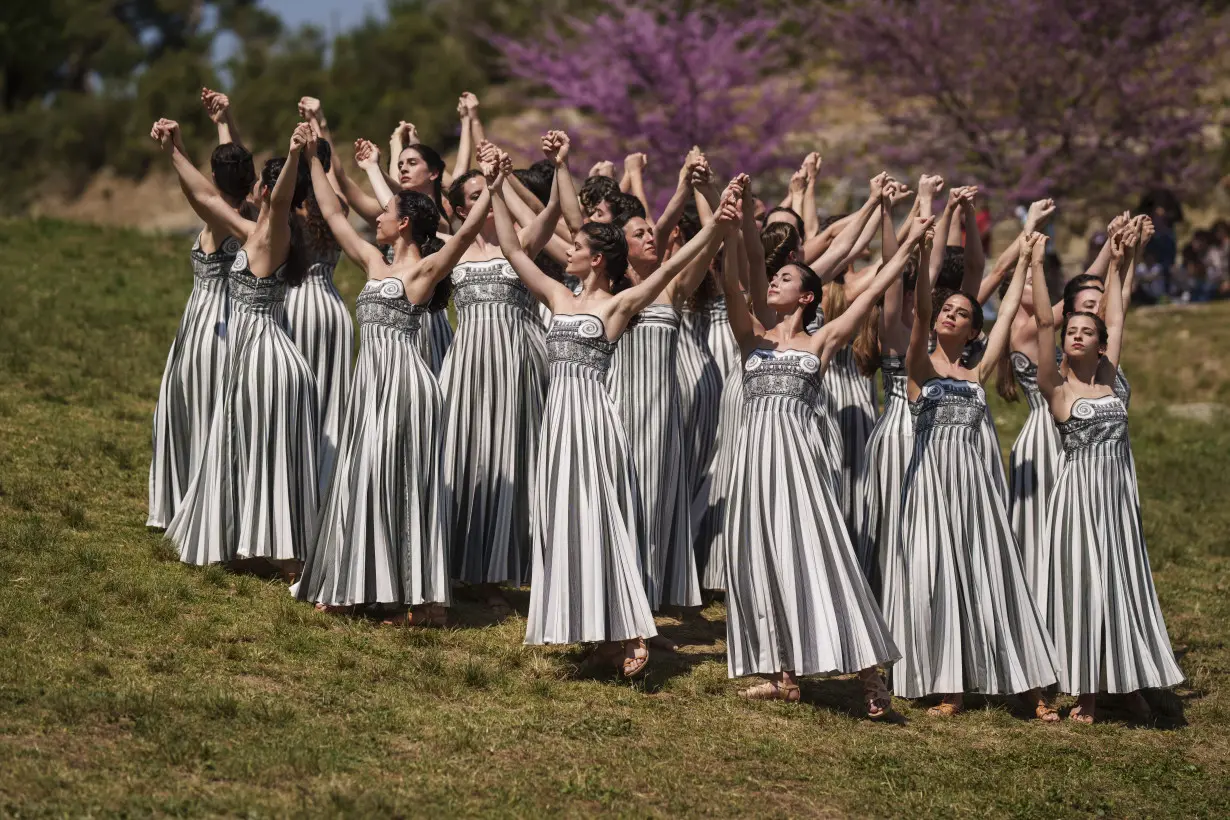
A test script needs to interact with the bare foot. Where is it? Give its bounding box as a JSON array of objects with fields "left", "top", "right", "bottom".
[
  {"left": 1069, "top": 694, "right": 1096, "bottom": 724},
  {"left": 314, "top": 603, "right": 351, "bottom": 615},
  {"left": 1023, "top": 689, "right": 1060, "bottom": 723},
  {"left": 928, "top": 694, "right": 963, "bottom": 717},
  {"left": 621, "top": 638, "right": 649, "bottom": 678},
  {"left": 648, "top": 634, "right": 678, "bottom": 652}
]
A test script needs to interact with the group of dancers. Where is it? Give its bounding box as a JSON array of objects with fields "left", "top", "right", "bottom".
[{"left": 146, "top": 87, "right": 1184, "bottom": 724}]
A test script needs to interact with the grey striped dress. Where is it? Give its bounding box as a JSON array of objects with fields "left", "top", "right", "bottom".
[
  {"left": 696, "top": 363, "right": 744, "bottom": 592},
  {"left": 167, "top": 252, "right": 320, "bottom": 567},
  {"left": 294, "top": 278, "right": 450, "bottom": 607},
  {"left": 678, "top": 309, "right": 723, "bottom": 534},
  {"left": 1042, "top": 395, "right": 1182, "bottom": 694},
  {"left": 724, "top": 349, "right": 900, "bottom": 678},
  {"left": 704, "top": 296, "right": 742, "bottom": 381},
  {"left": 423, "top": 309, "right": 453, "bottom": 376},
  {"left": 441, "top": 259, "right": 547, "bottom": 586},
  {"left": 934, "top": 335, "right": 1007, "bottom": 500},
  {"left": 608, "top": 305, "right": 700, "bottom": 609},
  {"left": 827, "top": 345, "right": 879, "bottom": 533},
  {"left": 855, "top": 354, "right": 913, "bottom": 646},
  {"left": 284, "top": 248, "right": 353, "bottom": 495},
  {"left": 524, "top": 314, "right": 658, "bottom": 645},
  {"left": 1007, "top": 352, "right": 1062, "bottom": 598},
  {"left": 895, "top": 378, "right": 1058, "bottom": 698},
  {"left": 147, "top": 235, "right": 235, "bottom": 528}
]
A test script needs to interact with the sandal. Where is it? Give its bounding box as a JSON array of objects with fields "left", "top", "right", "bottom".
[
  {"left": 621, "top": 638, "right": 649, "bottom": 678},
  {"left": 859, "top": 669, "right": 894, "bottom": 720},
  {"left": 1034, "top": 702, "right": 1060, "bottom": 723},
  {"left": 648, "top": 634, "right": 678, "bottom": 652},
  {"left": 314, "top": 603, "right": 352, "bottom": 616},
  {"left": 927, "top": 699, "right": 963, "bottom": 718},
  {"left": 1068, "top": 704, "right": 1094, "bottom": 724},
  {"left": 739, "top": 679, "right": 801, "bottom": 702}
]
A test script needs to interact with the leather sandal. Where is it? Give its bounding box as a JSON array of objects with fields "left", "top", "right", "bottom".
[{"left": 739, "top": 680, "right": 801, "bottom": 702}]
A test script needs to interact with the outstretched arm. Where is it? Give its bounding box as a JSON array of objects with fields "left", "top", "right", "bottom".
[
  {"left": 738, "top": 175, "right": 774, "bottom": 327},
  {"left": 655, "top": 155, "right": 696, "bottom": 264},
  {"left": 809, "top": 174, "right": 888, "bottom": 282},
  {"left": 547, "top": 131, "right": 585, "bottom": 235},
  {"left": 623, "top": 153, "right": 651, "bottom": 218},
  {"left": 802, "top": 153, "right": 820, "bottom": 239},
  {"left": 906, "top": 228, "right": 941, "bottom": 394},
  {"left": 617, "top": 221, "right": 723, "bottom": 317},
  {"left": 518, "top": 170, "right": 564, "bottom": 258},
  {"left": 959, "top": 188, "right": 985, "bottom": 294},
  {"left": 1102, "top": 226, "right": 1134, "bottom": 370},
  {"left": 452, "top": 96, "right": 474, "bottom": 180},
  {"left": 1029, "top": 234, "right": 1063, "bottom": 400},
  {"left": 977, "top": 234, "right": 1035, "bottom": 383},
  {"left": 340, "top": 139, "right": 391, "bottom": 223},
  {"left": 491, "top": 162, "right": 575, "bottom": 311},
  {"left": 928, "top": 187, "right": 961, "bottom": 284},
  {"left": 815, "top": 217, "right": 934, "bottom": 365},
  {"left": 421, "top": 165, "right": 495, "bottom": 285},
  {"left": 309, "top": 152, "right": 384, "bottom": 271},
  {"left": 151, "top": 119, "right": 252, "bottom": 241},
  {"left": 978, "top": 198, "right": 1054, "bottom": 304},
  {"left": 202, "top": 88, "right": 242, "bottom": 148}
]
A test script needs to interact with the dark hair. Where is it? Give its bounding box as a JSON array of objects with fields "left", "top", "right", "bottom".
[
  {"left": 820, "top": 213, "right": 847, "bottom": 231},
  {"left": 609, "top": 193, "right": 646, "bottom": 227},
  {"left": 211, "top": 143, "right": 256, "bottom": 202},
  {"left": 514, "top": 160, "right": 554, "bottom": 206},
  {"left": 937, "top": 246, "right": 965, "bottom": 290},
  {"left": 580, "top": 222, "right": 629, "bottom": 291},
  {"left": 932, "top": 287, "right": 984, "bottom": 336},
  {"left": 1062, "top": 273, "right": 1104, "bottom": 316},
  {"left": 446, "top": 169, "right": 484, "bottom": 212},
  {"left": 781, "top": 262, "right": 823, "bottom": 327},
  {"left": 580, "top": 175, "right": 620, "bottom": 215},
  {"left": 261, "top": 157, "right": 312, "bottom": 286},
  {"left": 678, "top": 202, "right": 701, "bottom": 241},
  {"left": 400, "top": 144, "right": 446, "bottom": 218},
  {"left": 395, "top": 190, "right": 450, "bottom": 309},
  {"left": 761, "top": 222, "right": 801, "bottom": 275},
  {"left": 1062, "top": 310, "right": 1108, "bottom": 346},
  {"left": 902, "top": 255, "right": 920, "bottom": 292},
  {"left": 315, "top": 139, "right": 333, "bottom": 172},
  {"left": 765, "top": 206, "right": 804, "bottom": 234}
]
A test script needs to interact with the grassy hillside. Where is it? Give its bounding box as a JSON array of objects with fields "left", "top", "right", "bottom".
[{"left": 0, "top": 219, "right": 1228, "bottom": 817}]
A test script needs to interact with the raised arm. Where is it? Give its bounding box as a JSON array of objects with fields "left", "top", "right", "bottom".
[
  {"left": 802, "top": 212, "right": 856, "bottom": 264},
  {"left": 716, "top": 187, "right": 760, "bottom": 358},
  {"left": 491, "top": 157, "right": 576, "bottom": 311},
  {"left": 616, "top": 220, "right": 724, "bottom": 317},
  {"left": 739, "top": 175, "right": 774, "bottom": 327},
  {"left": 906, "top": 225, "right": 941, "bottom": 393},
  {"left": 388, "top": 121, "right": 416, "bottom": 181},
  {"left": 463, "top": 92, "right": 486, "bottom": 146},
  {"left": 518, "top": 167, "right": 564, "bottom": 258},
  {"left": 202, "top": 88, "right": 242, "bottom": 148},
  {"left": 309, "top": 151, "right": 384, "bottom": 271},
  {"left": 452, "top": 96, "right": 474, "bottom": 180},
  {"left": 1102, "top": 226, "right": 1134, "bottom": 370},
  {"left": 959, "top": 188, "right": 985, "bottom": 294},
  {"left": 548, "top": 131, "right": 585, "bottom": 235},
  {"left": 150, "top": 119, "right": 252, "bottom": 241},
  {"left": 802, "top": 153, "right": 821, "bottom": 239},
  {"left": 1120, "top": 215, "right": 1152, "bottom": 315},
  {"left": 810, "top": 174, "right": 887, "bottom": 282},
  {"left": 622, "top": 153, "right": 651, "bottom": 218},
  {"left": 420, "top": 164, "right": 495, "bottom": 285},
  {"left": 787, "top": 169, "right": 805, "bottom": 220},
  {"left": 977, "top": 233, "right": 1036, "bottom": 383},
  {"left": 977, "top": 198, "right": 1054, "bottom": 304},
  {"left": 816, "top": 217, "right": 934, "bottom": 365},
  {"left": 654, "top": 154, "right": 696, "bottom": 265},
  {"left": 928, "top": 187, "right": 962, "bottom": 284},
  {"left": 354, "top": 138, "right": 395, "bottom": 208},
  {"left": 1029, "top": 234, "right": 1063, "bottom": 400},
  {"left": 266, "top": 125, "right": 311, "bottom": 264}
]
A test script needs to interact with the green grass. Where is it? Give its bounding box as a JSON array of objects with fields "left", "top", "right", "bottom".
[{"left": 1, "top": 218, "right": 1228, "bottom": 817}]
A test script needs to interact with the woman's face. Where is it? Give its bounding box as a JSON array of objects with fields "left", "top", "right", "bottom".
[
  {"left": 1072, "top": 286, "right": 1103, "bottom": 315},
  {"left": 588, "top": 198, "right": 614, "bottom": 224},
  {"left": 623, "top": 217, "right": 656, "bottom": 266},
  {"left": 934, "top": 293, "right": 977, "bottom": 342},
  {"left": 566, "top": 233, "right": 594, "bottom": 276},
  {"left": 764, "top": 211, "right": 797, "bottom": 231},
  {"left": 1063, "top": 315, "right": 1104, "bottom": 360},
  {"left": 398, "top": 147, "right": 436, "bottom": 192},
  {"left": 767, "top": 265, "right": 812, "bottom": 316},
  {"left": 375, "top": 200, "right": 401, "bottom": 245},
  {"left": 455, "top": 175, "right": 490, "bottom": 223}
]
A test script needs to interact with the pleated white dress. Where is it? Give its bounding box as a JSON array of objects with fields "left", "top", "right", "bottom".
[
  {"left": 284, "top": 248, "right": 353, "bottom": 495},
  {"left": 167, "top": 252, "right": 320, "bottom": 566},
  {"left": 294, "top": 278, "right": 450, "bottom": 607},
  {"left": 1040, "top": 395, "right": 1183, "bottom": 694},
  {"left": 855, "top": 354, "right": 913, "bottom": 648},
  {"left": 678, "top": 308, "right": 723, "bottom": 535},
  {"left": 827, "top": 345, "right": 879, "bottom": 532},
  {"left": 147, "top": 235, "right": 235, "bottom": 528},
  {"left": 1007, "top": 352, "right": 1063, "bottom": 597},
  {"left": 895, "top": 378, "right": 1058, "bottom": 698},
  {"left": 608, "top": 305, "right": 700, "bottom": 609},
  {"left": 440, "top": 259, "right": 547, "bottom": 586},
  {"left": 724, "top": 349, "right": 900, "bottom": 678},
  {"left": 524, "top": 314, "right": 658, "bottom": 645},
  {"left": 696, "top": 363, "right": 743, "bottom": 592},
  {"left": 423, "top": 309, "right": 453, "bottom": 376}
]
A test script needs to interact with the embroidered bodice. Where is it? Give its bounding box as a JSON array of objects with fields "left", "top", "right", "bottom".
[
  {"left": 881, "top": 354, "right": 908, "bottom": 401},
  {"left": 303, "top": 246, "right": 341, "bottom": 282},
  {"left": 356, "top": 277, "right": 425, "bottom": 334},
  {"left": 452, "top": 258, "right": 536, "bottom": 313},
  {"left": 228, "top": 250, "right": 286, "bottom": 313},
  {"left": 743, "top": 349, "right": 824, "bottom": 408},
  {"left": 546, "top": 314, "right": 617, "bottom": 378},
  {"left": 912, "top": 378, "right": 987, "bottom": 434},
  {"left": 192, "top": 235, "right": 241, "bottom": 282},
  {"left": 1057, "top": 396, "right": 1129, "bottom": 456}
]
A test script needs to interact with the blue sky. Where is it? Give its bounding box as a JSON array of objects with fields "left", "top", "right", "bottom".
[{"left": 260, "top": 0, "right": 386, "bottom": 33}]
